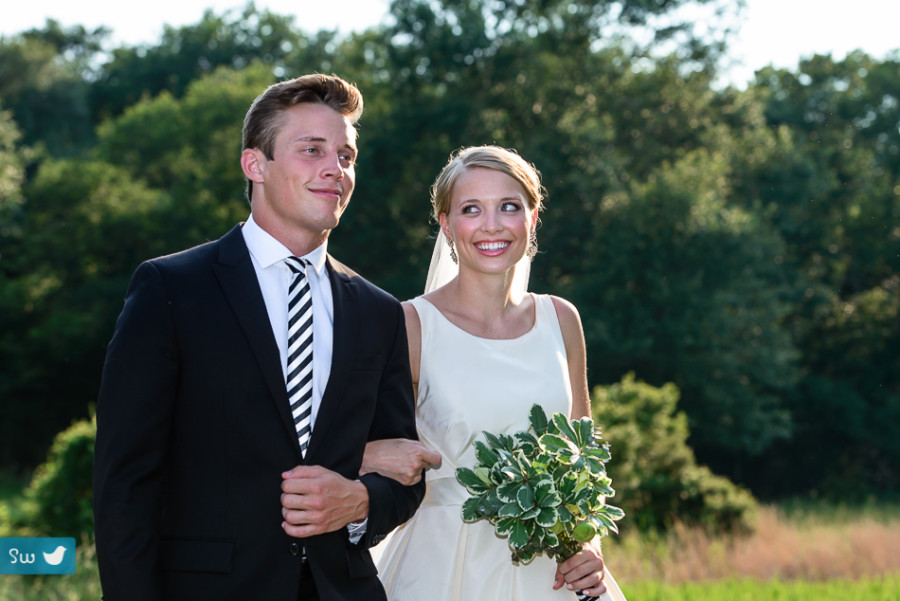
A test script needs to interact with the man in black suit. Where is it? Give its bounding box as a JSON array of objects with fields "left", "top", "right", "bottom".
[{"left": 93, "top": 74, "right": 424, "bottom": 601}]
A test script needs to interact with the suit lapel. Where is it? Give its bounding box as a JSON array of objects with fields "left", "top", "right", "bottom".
[
  {"left": 211, "top": 225, "right": 301, "bottom": 453},
  {"left": 306, "top": 256, "right": 358, "bottom": 461}
]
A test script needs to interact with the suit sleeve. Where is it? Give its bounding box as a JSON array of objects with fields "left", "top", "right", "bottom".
[
  {"left": 357, "top": 299, "right": 425, "bottom": 548},
  {"left": 93, "top": 262, "right": 177, "bottom": 601}
]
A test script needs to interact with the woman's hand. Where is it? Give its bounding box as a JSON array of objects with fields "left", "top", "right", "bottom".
[
  {"left": 553, "top": 539, "right": 607, "bottom": 597},
  {"left": 361, "top": 438, "right": 443, "bottom": 486}
]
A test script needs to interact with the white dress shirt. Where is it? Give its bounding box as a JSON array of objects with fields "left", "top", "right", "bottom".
[
  {"left": 242, "top": 215, "right": 333, "bottom": 431},
  {"left": 242, "top": 215, "right": 367, "bottom": 539}
]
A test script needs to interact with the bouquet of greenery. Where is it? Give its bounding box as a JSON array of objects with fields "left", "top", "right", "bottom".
[{"left": 456, "top": 404, "right": 624, "bottom": 598}]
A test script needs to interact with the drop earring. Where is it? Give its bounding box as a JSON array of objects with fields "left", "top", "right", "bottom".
[
  {"left": 446, "top": 235, "right": 458, "bottom": 264},
  {"left": 526, "top": 230, "right": 538, "bottom": 260}
]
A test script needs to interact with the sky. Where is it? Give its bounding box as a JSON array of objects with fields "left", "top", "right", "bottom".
[{"left": 2, "top": 0, "right": 898, "bottom": 88}]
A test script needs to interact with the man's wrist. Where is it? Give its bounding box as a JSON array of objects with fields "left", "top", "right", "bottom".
[{"left": 353, "top": 478, "right": 370, "bottom": 523}]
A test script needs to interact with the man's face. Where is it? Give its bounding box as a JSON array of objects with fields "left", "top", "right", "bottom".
[{"left": 247, "top": 102, "right": 358, "bottom": 245}]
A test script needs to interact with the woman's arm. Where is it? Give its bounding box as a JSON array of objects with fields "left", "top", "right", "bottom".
[
  {"left": 550, "top": 295, "right": 591, "bottom": 420},
  {"left": 550, "top": 295, "right": 608, "bottom": 595}
]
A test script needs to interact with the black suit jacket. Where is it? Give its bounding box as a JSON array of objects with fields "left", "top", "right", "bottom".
[{"left": 93, "top": 225, "right": 423, "bottom": 601}]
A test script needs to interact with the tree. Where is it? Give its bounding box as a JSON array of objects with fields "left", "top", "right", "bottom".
[
  {"left": 733, "top": 52, "right": 900, "bottom": 496},
  {"left": 91, "top": 3, "right": 325, "bottom": 122},
  {"left": 0, "top": 21, "right": 106, "bottom": 155},
  {"left": 0, "top": 156, "right": 172, "bottom": 466}
]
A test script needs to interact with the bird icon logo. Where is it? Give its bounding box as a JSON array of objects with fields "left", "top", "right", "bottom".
[{"left": 42, "top": 546, "right": 67, "bottom": 566}]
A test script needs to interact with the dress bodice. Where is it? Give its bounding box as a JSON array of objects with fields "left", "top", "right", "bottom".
[{"left": 410, "top": 295, "right": 572, "bottom": 501}]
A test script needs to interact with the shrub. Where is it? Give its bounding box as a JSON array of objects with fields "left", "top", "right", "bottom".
[
  {"left": 592, "top": 373, "right": 757, "bottom": 534},
  {"left": 15, "top": 417, "right": 95, "bottom": 540}
]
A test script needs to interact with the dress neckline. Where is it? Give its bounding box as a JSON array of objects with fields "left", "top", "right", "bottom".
[{"left": 415, "top": 295, "right": 541, "bottom": 342}]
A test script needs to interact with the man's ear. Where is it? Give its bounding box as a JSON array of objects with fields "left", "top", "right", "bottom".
[{"left": 241, "top": 148, "right": 266, "bottom": 183}]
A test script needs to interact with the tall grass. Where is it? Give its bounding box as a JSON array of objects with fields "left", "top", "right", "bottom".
[{"left": 607, "top": 504, "right": 900, "bottom": 583}]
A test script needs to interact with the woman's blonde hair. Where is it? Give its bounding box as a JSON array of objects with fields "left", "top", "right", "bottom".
[{"left": 430, "top": 146, "right": 545, "bottom": 222}]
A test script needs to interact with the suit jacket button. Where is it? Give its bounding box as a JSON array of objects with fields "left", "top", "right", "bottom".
[{"left": 289, "top": 542, "right": 301, "bottom": 556}]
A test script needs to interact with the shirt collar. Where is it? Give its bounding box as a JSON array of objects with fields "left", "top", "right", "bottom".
[{"left": 242, "top": 214, "right": 328, "bottom": 276}]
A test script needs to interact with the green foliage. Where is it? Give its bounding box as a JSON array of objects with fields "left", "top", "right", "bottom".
[
  {"left": 91, "top": 4, "right": 317, "bottom": 122},
  {"left": 12, "top": 418, "right": 96, "bottom": 540},
  {"left": 0, "top": 21, "right": 104, "bottom": 155},
  {"left": 0, "top": 109, "right": 25, "bottom": 227},
  {"left": 456, "top": 404, "right": 623, "bottom": 564},
  {"left": 592, "top": 373, "right": 757, "bottom": 533}
]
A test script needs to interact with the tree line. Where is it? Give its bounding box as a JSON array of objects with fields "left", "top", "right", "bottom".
[{"left": 1, "top": 0, "right": 897, "bottom": 502}]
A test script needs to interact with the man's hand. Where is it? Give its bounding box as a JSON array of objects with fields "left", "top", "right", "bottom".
[
  {"left": 281, "top": 465, "right": 369, "bottom": 537},
  {"left": 360, "top": 438, "right": 443, "bottom": 486}
]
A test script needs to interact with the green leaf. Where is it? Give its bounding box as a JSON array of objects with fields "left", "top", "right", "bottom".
[
  {"left": 483, "top": 430, "right": 504, "bottom": 451},
  {"left": 517, "top": 484, "right": 535, "bottom": 510},
  {"left": 584, "top": 456, "right": 607, "bottom": 475},
  {"left": 481, "top": 488, "right": 506, "bottom": 515},
  {"left": 456, "top": 467, "right": 489, "bottom": 493},
  {"left": 514, "top": 431, "right": 539, "bottom": 455},
  {"left": 572, "top": 520, "right": 597, "bottom": 543},
  {"left": 499, "top": 501, "right": 523, "bottom": 518},
  {"left": 520, "top": 506, "right": 540, "bottom": 520},
  {"left": 474, "top": 440, "right": 500, "bottom": 467},
  {"left": 596, "top": 514, "right": 620, "bottom": 535},
  {"left": 509, "top": 520, "right": 529, "bottom": 548},
  {"left": 539, "top": 433, "right": 570, "bottom": 453},
  {"left": 558, "top": 474, "right": 577, "bottom": 498},
  {"left": 542, "top": 529, "right": 560, "bottom": 548},
  {"left": 500, "top": 464, "right": 524, "bottom": 481},
  {"left": 601, "top": 504, "right": 626, "bottom": 521},
  {"left": 552, "top": 412, "right": 579, "bottom": 442},
  {"left": 495, "top": 516, "right": 517, "bottom": 536},
  {"left": 584, "top": 445, "right": 611, "bottom": 463},
  {"left": 529, "top": 404, "right": 549, "bottom": 434},
  {"left": 578, "top": 417, "right": 594, "bottom": 446},
  {"left": 497, "top": 481, "right": 520, "bottom": 503},
  {"left": 514, "top": 546, "right": 535, "bottom": 564},
  {"left": 576, "top": 498, "right": 591, "bottom": 515},
  {"left": 536, "top": 506, "right": 558, "bottom": 527},
  {"left": 461, "top": 496, "right": 483, "bottom": 522},
  {"left": 533, "top": 478, "right": 559, "bottom": 506}
]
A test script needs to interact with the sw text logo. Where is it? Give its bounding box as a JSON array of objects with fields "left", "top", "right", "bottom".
[{"left": 1, "top": 538, "right": 76, "bottom": 575}]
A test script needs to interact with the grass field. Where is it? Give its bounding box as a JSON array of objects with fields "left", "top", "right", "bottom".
[{"left": 622, "top": 575, "right": 900, "bottom": 600}]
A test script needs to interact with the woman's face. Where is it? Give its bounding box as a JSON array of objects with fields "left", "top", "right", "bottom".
[{"left": 439, "top": 167, "right": 537, "bottom": 277}]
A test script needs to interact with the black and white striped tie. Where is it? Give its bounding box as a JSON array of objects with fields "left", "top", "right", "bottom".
[{"left": 285, "top": 256, "right": 314, "bottom": 457}]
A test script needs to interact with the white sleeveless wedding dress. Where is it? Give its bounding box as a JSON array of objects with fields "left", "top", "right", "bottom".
[{"left": 372, "top": 295, "right": 627, "bottom": 601}]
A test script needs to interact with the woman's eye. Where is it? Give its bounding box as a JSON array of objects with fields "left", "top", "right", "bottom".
[
  {"left": 461, "top": 205, "right": 479, "bottom": 214},
  {"left": 501, "top": 202, "right": 521, "bottom": 212}
]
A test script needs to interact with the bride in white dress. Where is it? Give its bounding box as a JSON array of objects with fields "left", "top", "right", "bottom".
[{"left": 364, "top": 146, "right": 627, "bottom": 601}]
